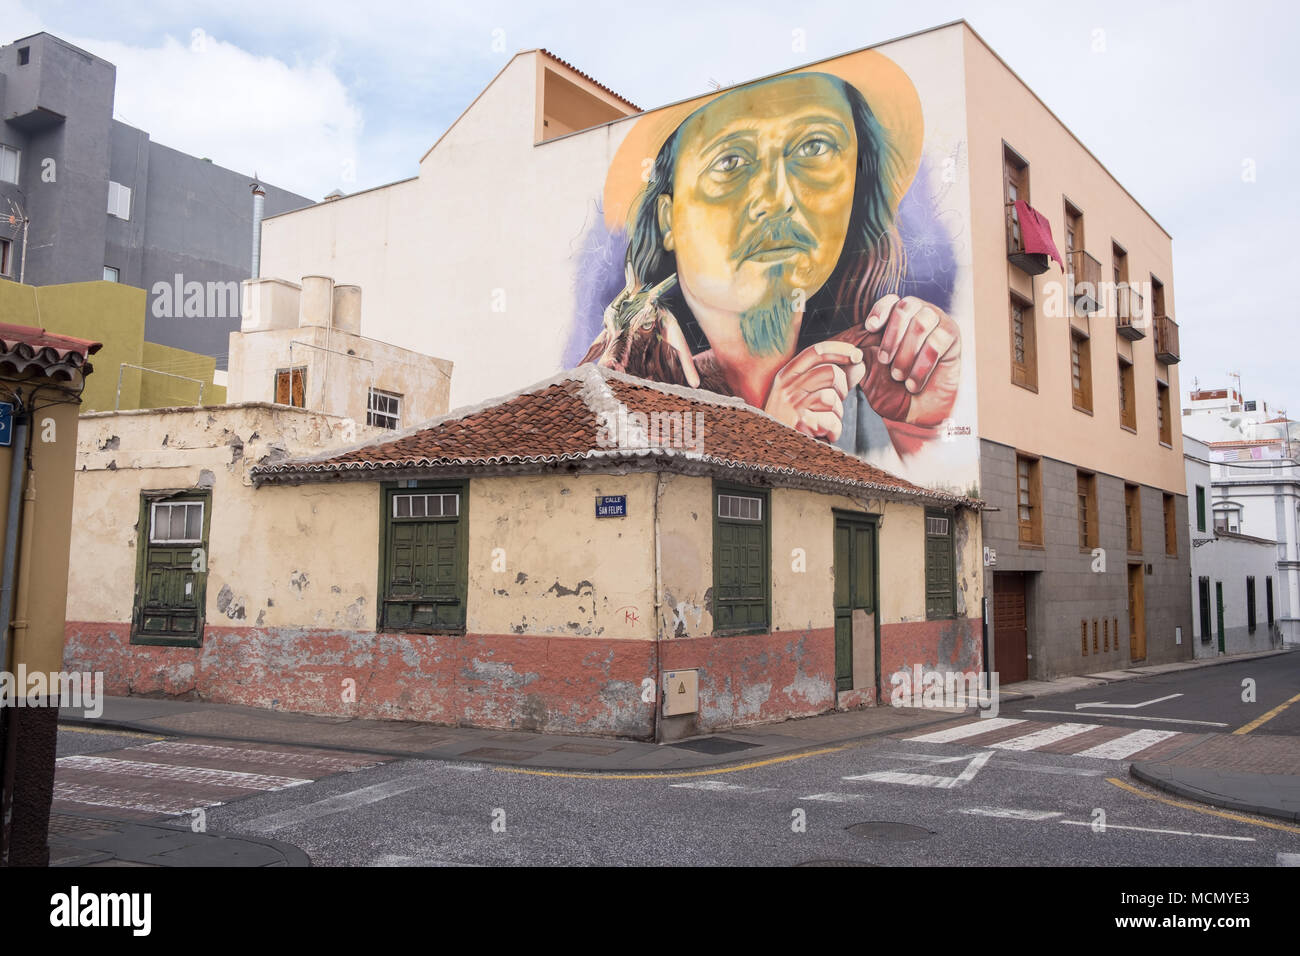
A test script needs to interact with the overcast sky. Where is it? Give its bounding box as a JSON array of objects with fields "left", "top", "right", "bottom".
[{"left": 4, "top": 0, "right": 1295, "bottom": 412}]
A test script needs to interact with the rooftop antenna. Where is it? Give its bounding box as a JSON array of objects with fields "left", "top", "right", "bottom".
[{"left": 2, "top": 198, "right": 30, "bottom": 284}]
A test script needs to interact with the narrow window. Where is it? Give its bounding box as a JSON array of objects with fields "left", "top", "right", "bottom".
[
  {"left": 1017, "top": 455, "right": 1042, "bottom": 546},
  {"left": 132, "top": 491, "right": 211, "bottom": 647},
  {"left": 1010, "top": 294, "right": 1037, "bottom": 390},
  {"left": 925, "top": 509, "right": 955, "bottom": 619},
  {"left": 1003, "top": 146, "right": 1030, "bottom": 252},
  {"left": 0, "top": 144, "right": 19, "bottom": 184},
  {"left": 1125, "top": 483, "right": 1142, "bottom": 553},
  {"left": 1163, "top": 493, "right": 1177, "bottom": 556},
  {"left": 1267, "top": 577, "right": 1275, "bottom": 628},
  {"left": 1195, "top": 485, "right": 1206, "bottom": 532},
  {"left": 1071, "top": 330, "right": 1092, "bottom": 412},
  {"left": 1247, "top": 576, "right": 1257, "bottom": 633},
  {"left": 1077, "top": 471, "right": 1098, "bottom": 551},
  {"left": 1157, "top": 381, "right": 1172, "bottom": 445},
  {"left": 1118, "top": 357, "right": 1136, "bottom": 430},
  {"left": 713, "top": 485, "right": 770, "bottom": 632},
  {"left": 0, "top": 237, "right": 10, "bottom": 277}
]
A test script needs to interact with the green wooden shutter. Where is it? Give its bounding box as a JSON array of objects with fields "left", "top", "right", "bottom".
[
  {"left": 925, "top": 510, "right": 954, "bottom": 619},
  {"left": 382, "top": 487, "right": 466, "bottom": 631},
  {"left": 713, "top": 487, "right": 769, "bottom": 632}
]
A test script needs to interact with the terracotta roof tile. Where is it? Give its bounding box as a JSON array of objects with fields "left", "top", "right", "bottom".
[
  {"left": 252, "top": 366, "right": 978, "bottom": 507},
  {"left": 0, "top": 321, "right": 102, "bottom": 381}
]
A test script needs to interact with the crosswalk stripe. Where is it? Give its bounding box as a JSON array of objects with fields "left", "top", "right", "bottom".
[
  {"left": 990, "top": 723, "right": 1099, "bottom": 751},
  {"left": 136, "top": 740, "right": 378, "bottom": 774},
  {"left": 58, "top": 754, "right": 311, "bottom": 790},
  {"left": 55, "top": 781, "right": 216, "bottom": 816},
  {"left": 906, "top": 717, "right": 1026, "bottom": 743},
  {"left": 1074, "top": 729, "right": 1180, "bottom": 759}
]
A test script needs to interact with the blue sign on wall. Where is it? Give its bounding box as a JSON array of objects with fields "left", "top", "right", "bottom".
[
  {"left": 0, "top": 403, "right": 12, "bottom": 448},
  {"left": 595, "top": 495, "right": 626, "bottom": 518}
]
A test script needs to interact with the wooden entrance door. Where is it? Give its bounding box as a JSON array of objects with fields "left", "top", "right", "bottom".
[
  {"left": 993, "top": 573, "right": 1028, "bottom": 684},
  {"left": 1128, "top": 563, "right": 1146, "bottom": 660},
  {"left": 833, "top": 516, "right": 877, "bottom": 694}
]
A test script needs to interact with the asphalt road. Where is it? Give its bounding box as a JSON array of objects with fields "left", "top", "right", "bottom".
[
  {"left": 51, "top": 653, "right": 1300, "bottom": 867},
  {"left": 1001, "top": 652, "right": 1300, "bottom": 736}
]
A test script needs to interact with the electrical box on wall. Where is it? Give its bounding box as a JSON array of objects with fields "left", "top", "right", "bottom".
[{"left": 662, "top": 669, "right": 698, "bottom": 716}]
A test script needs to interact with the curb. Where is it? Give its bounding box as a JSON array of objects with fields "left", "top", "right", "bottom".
[
  {"left": 59, "top": 706, "right": 974, "bottom": 774},
  {"left": 48, "top": 810, "right": 314, "bottom": 867},
  {"left": 1128, "top": 761, "right": 1300, "bottom": 824}
]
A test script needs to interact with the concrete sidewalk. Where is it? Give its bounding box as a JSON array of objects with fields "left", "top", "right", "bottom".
[{"left": 47, "top": 812, "right": 311, "bottom": 867}]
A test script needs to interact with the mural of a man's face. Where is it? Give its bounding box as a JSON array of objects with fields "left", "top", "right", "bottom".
[{"left": 658, "top": 73, "right": 858, "bottom": 354}]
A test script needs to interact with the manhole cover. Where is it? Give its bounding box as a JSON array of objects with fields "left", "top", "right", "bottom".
[
  {"left": 794, "top": 859, "right": 875, "bottom": 867},
  {"left": 668, "top": 737, "right": 761, "bottom": 755},
  {"left": 845, "top": 821, "right": 935, "bottom": 842}
]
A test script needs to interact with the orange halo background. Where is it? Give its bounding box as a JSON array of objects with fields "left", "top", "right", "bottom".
[{"left": 602, "top": 49, "right": 925, "bottom": 235}]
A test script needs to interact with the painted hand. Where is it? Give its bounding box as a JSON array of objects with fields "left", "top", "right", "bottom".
[
  {"left": 763, "top": 340, "right": 867, "bottom": 442},
  {"left": 858, "top": 294, "right": 961, "bottom": 427}
]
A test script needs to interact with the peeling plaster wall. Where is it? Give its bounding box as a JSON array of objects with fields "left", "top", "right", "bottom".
[
  {"left": 68, "top": 404, "right": 379, "bottom": 627},
  {"left": 656, "top": 474, "right": 714, "bottom": 638},
  {"left": 466, "top": 472, "right": 656, "bottom": 640}
]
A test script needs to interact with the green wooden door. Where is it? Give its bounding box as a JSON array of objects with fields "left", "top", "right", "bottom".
[
  {"left": 833, "top": 517, "right": 877, "bottom": 693},
  {"left": 138, "top": 543, "right": 202, "bottom": 640},
  {"left": 385, "top": 519, "right": 463, "bottom": 629},
  {"left": 715, "top": 519, "right": 768, "bottom": 630}
]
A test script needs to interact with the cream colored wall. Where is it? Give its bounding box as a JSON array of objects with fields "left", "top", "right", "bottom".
[
  {"left": 466, "top": 472, "right": 656, "bottom": 639},
  {"left": 68, "top": 405, "right": 377, "bottom": 627},
  {"left": 962, "top": 26, "right": 1184, "bottom": 494},
  {"left": 655, "top": 476, "right": 982, "bottom": 637},
  {"left": 226, "top": 324, "right": 453, "bottom": 427}
]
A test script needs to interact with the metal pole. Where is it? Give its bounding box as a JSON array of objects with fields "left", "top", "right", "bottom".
[{"left": 18, "top": 217, "right": 28, "bottom": 286}]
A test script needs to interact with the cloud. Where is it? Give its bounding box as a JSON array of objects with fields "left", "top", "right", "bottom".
[{"left": 80, "top": 31, "right": 362, "bottom": 200}]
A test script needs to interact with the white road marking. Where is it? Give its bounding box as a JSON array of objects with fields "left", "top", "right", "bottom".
[
  {"left": 669, "top": 780, "right": 776, "bottom": 793},
  {"left": 990, "top": 723, "right": 1100, "bottom": 751},
  {"left": 876, "top": 751, "right": 1105, "bottom": 776},
  {"left": 1075, "top": 729, "right": 1180, "bottom": 760},
  {"left": 243, "top": 777, "right": 430, "bottom": 833},
  {"left": 369, "top": 854, "right": 478, "bottom": 867},
  {"left": 1024, "top": 709, "right": 1228, "bottom": 728},
  {"left": 55, "top": 781, "right": 215, "bottom": 816},
  {"left": 1277, "top": 853, "right": 1300, "bottom": 866},
  {"left": 58, "top": 754, "right": 310, "bottom": 790},
  {"left": 136, "top": 741, "right": 379, "bottom": 774},
  {"left": 801, "top": 792, "right": 867, "bottom": 803},
  {"left": 1074, "top": 693, "right": 1184, "bottom": 710},
  {"left": 906, "top": 717, "right": 1026, "bottom": 743},
  {"left": 1059, "top": 820, "right": 1254, "bottom": 842},
  {"left": 845, "top": 751, "right": 992, "bottom": 789},
  {"left": 958, "top": 807, "right": 1064, "bottom": 821}
]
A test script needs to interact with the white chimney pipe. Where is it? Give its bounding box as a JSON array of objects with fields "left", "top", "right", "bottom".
[{"left": 251, "top": 181, "right": 266, "bottom": 278}]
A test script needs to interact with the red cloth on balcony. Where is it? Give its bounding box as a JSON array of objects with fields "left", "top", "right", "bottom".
[{"left": 1013, "top": 200, "right": 1063, "bottom": 269}]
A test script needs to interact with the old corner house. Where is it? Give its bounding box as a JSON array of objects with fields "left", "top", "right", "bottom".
[{"left": 64, "top": 365, "right": 983, "bottom": 738}]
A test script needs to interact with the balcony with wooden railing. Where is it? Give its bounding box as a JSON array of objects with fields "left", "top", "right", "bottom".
[
  {"left": 1068, "top": 250, "right": 1101, "bottom": 314},
  {"left": 1154, "top": 314, "right": 1180, "bottom": 363},
  {"left": 1115, "top": 284, "right": 1146, "bottom": 340}
]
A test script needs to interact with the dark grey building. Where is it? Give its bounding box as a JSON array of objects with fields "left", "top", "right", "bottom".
[{"left": 0, "top": 32, "right": 312, "bottom": 363}]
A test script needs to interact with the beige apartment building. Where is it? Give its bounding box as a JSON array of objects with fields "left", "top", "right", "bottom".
[{"left": 255, "top": 19, "right": 1190, "bottom": 681}]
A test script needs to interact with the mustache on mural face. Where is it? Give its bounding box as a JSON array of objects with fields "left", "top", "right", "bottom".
[{"left": 731, "top": 217, "right": 816, "bottom": 263}]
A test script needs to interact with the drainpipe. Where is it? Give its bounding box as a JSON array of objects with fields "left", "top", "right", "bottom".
[
  {"left": 250, "top": 182, "right": 266, "bottom": 279},
  {"left": 652, "top": 471, "right": 662, "bottom": 744},
  {"left": 0, "top": 404, "right": 29, "bottom": 865}
]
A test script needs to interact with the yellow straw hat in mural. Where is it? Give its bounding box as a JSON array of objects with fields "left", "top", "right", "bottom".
[{"left": 602, "top": 49, "right": 924, "bottom": 233}]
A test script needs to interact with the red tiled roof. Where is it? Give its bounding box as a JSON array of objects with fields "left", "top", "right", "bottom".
[
  {"left": 251, "top": 366, "right": 977, "bottom": 507},
  {"left": 0, "top": 322, "right": 102, "bottom": 381},
  {"left": 539, "top": 49, "right": 641, "bottom": 112}
]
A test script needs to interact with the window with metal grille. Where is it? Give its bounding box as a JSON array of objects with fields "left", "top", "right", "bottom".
[
  {"left": 1017, "top": 455, "right": 1041, "bottom": 545},
  {"left": 713, "top": 485, "right": 769, "bottom": 632},
  {"left": 392, "top": 493, "right": 459, "bottom": 519},
  {"left": 925, "top": 509, "right": 954, "bottom": 619},
  {"left": 367, "top": 388, "right": 402, "bottom": 429},
  {"left": 718, "top": 493, "right": 762, "bottom": 521},
  {"left": 150, "top": 501, "right": 204, "bottom": 544}
]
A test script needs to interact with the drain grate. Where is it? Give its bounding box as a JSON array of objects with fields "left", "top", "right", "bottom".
[
  {"left": 668, "top": 737, "right": 761, "bottom": 755},
  {"left": 845, "top": 821, "right": 935, "bottom": 842}
]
